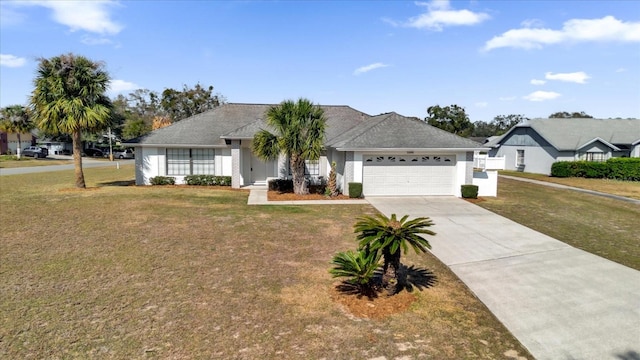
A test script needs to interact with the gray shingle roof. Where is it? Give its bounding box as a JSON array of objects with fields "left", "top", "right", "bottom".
[
  {"left": 329, "top": 112, "right": 482, "bottom": 150},
  {"left": 127, "top": 103, "right": 482, "bottom": 150},
  {"left": 485, "top": 118, "right": 640, "bottom": 150},
  {"left": 127, "top": 103, "right": 369, "bottom": 146}
]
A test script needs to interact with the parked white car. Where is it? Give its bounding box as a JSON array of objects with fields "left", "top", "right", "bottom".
[{"left": 113, "top": 149, "right": 134, "bottom": 159}]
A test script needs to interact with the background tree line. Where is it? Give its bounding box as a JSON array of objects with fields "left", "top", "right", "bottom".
[{"left": 424, "top": 104, "right": 594, "bottom": 139}]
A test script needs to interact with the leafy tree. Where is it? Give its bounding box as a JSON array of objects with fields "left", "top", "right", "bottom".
[
  {"left": 492, "top": 114, "right": 528, "bottom": 135},
  {"left": 252, "top": 98, "right": 326, "bottom": 195},
  {"left": 31, "top": 53, "right": 113, "bottom": 188},
  {"left": 0, "top": 105, "right": 34, "bottom": 157},
  {"left": 426, "top": 104, "right": 474, "bottom": 137},
  {"left": 122, "top": 118, "right": 151, "bottom": 139},
  {"left": 161, "top": 83, "right": 224, "bottom": 122},
  {"left": 549, "top": 111, "right": 593, "bottom": 118},
  {"left": 470, "top": 120, "right": 496, "bottom": 137},
  {"left": 354, "top": 214, "right": 436, "bottom": 295}
]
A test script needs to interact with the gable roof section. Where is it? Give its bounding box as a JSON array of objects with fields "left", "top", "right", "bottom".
[
  {"left": 329, "top": 112, "right": 482, "bottom": 150},
  {"left": 127, "top": 103, "right": 270, "bottom": 147},
  {"left": 485, "top": 118, "right": 640, "bottom": 151},
  {"left": 127, "top": 103, "right": 370, "bottom": 147}
]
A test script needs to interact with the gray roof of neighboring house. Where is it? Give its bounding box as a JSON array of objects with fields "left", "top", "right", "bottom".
[
  {"left": 126, "top": 103, "right": 482, "bottom": 150},
  {"left": 329, "top": 112, "right": 482, "bottom": 150},
  {"left": 485, "top": 118, "right": 640, "bottom": 150}
]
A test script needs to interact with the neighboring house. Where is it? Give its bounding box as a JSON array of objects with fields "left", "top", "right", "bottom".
[
  {"left": 0, "top": 131, "right": 36, "bottom": 155},
  {"left": 126, "top": 103, "right": 504, "bottom": 197},
  {"left": 36, "top": 139, "right": 73, "bottom": 155},
  {"left": 485, "top": 118, "right": 640, "bottom": 175}
]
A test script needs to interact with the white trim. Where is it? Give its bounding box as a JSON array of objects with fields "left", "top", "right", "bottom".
[
  {"left": 577, "top": 137, "right": 620, "bottom": 152},
  {"left": 335, "top": 147, "right": 483, "bottom": 152}
]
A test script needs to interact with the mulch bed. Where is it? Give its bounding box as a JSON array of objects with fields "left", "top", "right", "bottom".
[
  {"left": 329, "top": 285, "right": 418, "bottom": 319},
  {"left": 268, "top": 191, "right": 359, "bottom": 201}
]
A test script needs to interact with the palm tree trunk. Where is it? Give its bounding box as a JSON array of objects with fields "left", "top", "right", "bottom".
[
  {"left": 382, "top": 249, "right": 401, "bottom": 295},
  {"left": 291, "top": 155, "right": 308, "bottom": 195},
  {"left": 16, "top": 134, "right": 22, "bottom": 159},
  {"left": 72, "top": 130, "right": 86, "bottom": 188}
]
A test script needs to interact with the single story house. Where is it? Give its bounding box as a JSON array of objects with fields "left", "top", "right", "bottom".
[
  {"left": 126, "top": 103, "right": 504, "bottom": 197},
  {"left": 484, "top": 118, "right": 640, "bottom": 175},
  {"left": 0, "top": 131, "right": 36, "bottom": 155}
]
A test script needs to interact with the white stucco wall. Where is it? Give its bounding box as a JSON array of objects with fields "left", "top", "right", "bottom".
[
  {"left": 473, "top": 170, "right": 498, "bottom": 197},
  {"left": 136, "top": 146, "right": 232, "bottom": 185}
]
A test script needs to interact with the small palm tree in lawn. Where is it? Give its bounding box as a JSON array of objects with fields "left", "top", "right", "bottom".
[
  {"left": 0, "top": 105, "right": 35, "bottom": 158},
  {"left": 330, "top": 249, "right": 381, "bottom": 298},
  {"left": 355, "top": 213, "right": 436, "bottom": 295},
  {"left": 252, "top": 98, "right": 326, "bottom": 195},
  {"left": 30, "top": 53, "right": 113, "bottom": 188}
]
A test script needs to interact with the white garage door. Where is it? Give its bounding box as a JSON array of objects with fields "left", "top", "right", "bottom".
[{"left": 363, "top": 154, "right": 456, "bottom": 196}]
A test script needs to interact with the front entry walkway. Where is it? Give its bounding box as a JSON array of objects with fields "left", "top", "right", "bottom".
[{"left": 367, "top": 196, "right": 640, "bottom": 360}]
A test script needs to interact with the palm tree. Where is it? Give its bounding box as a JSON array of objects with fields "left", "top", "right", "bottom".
[
  {"left": 330, "top": 249, "right": 381, "bottom": 297},
  {"left": 252, "top": 98, "right": 326, "bottom": 194},
  {"left": 354, "top": 214, "right": 436, "bottom": 294},
  {"left": 0, "top": 105, "right": 34, "bottom": 158},
  {"left": 30, "top": 53, "right": 113, "bottom": 188}
]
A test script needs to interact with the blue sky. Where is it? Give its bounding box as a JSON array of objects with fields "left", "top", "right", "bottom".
[{"left": 1, "top": 0, "right": 639, "bottom": 122}]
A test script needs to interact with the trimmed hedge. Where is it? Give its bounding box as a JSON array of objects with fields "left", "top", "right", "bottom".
[
  {"left": 461, "top": 184, "right": 479, "bottom": 199},
  {"left": 268, "top": 179, "right": 293, "bottom": 192},
  {"left": 150, "top": 176, "right": 175, "bottom": 185},
  {"left": 551, "top": 158, "right": 640, "bottom": 181},
  {"left": 184, "top": 175, "right": 232, "bottom": 186},
  {"left": 348, "top": 182, "right": 363, "bottom": 198}
]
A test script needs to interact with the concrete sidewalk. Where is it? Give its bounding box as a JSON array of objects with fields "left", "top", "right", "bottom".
[{"left": 367, "top": 196, "right": 640, "bottom": 360}]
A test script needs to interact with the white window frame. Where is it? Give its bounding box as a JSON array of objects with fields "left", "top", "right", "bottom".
[
  {"left": 585, "top": 152, "right": 605, "bottom": 162},
  {"left": 516, "top": 149, "right": 525, "bottom": 167},
  {"left": 166, "top": 148, "right": 215, "bottom": 176}
]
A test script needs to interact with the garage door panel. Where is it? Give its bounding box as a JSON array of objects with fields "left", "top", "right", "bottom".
[{"left": 363, "top": 154, "right": 456, "bottom": 196}]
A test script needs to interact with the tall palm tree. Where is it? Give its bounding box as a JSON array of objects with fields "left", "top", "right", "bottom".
[
  {"left": 0, "top": 105, "right": 34, "bottom": 158},
  {"left": 30, "top": 53, "right": 113, "bottom": 188},
  {"left": 252, "top": 98, "right": 326, "bottom": 194},
  {"left": 354, "top": 213, "right": 436, "bottom": 294}
]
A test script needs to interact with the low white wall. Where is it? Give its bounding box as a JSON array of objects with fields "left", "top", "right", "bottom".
[{"left": 472, "top": 170, "right": 498, "bottom": 197}]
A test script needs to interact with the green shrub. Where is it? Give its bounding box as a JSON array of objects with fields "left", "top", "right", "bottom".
[
  {"left": 184, "top": 175, "right": 232, "bottom": 186},
  {"left": 329, "top": 249, "right": 381, "bottom": 297},
  {"left": 552, "top": 158, "right": 640, "bottom": 181},
  {"left": 461, "top": 184, "right": 478, "bottom": 199},
  {"left": 551, "top": 162, "right": 572, "bottom": 177},
  {"left": 150, "top": 176, "right": 175, "bottom": 185},
  {"left": 268, "top": 179, "right": 293, "bottom": 192},
  {"left": 607, "top": 158, "right": 640, "bottom": 181},
  {"left": 348, "top": 182, "right": 363, "bottom": 198}
]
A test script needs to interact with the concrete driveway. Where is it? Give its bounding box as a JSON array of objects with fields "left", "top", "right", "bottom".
[{"left": 367, "top": 196, "right": 640, "bottom": 360}]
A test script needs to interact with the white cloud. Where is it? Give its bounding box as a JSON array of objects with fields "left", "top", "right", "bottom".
[
  {"left": 0, "top": 54, "right": 26, "bottom": 67},
  {"left": 545, "top": 71, "right": 590, "bottom": 84},
  {"left": 353, "top": 63, "right": 390, "bottom": 75},
  {"left": 81, "top": 35, "right": 113, "bottom": 45},
  {"left": 530, "top": 79, "right": 546, "bottom": 85},
  {"left": 521, "top": 18, "right": 544, "bottom": 28},
  {"left": 499, "top": 96, "right": 517, "bottom": 101},
  {"left": 398, "top": 0, "right": 490, "bottom": 31},
  {"left": 615, "top": 68, "right": 627, "bottom": 73},
  {"left": 475, "top": 101, "right": 488, "bottom": 108},
  {"left": 484, "top": 16, "right": 640, "bottom": 51},
  {"left": 17, "top": 0, "right": 123, "bottom": 35},
  {"left": 108, "top": 79, "right": 139, "bottom": 94},
  {"left": 523, "top": 91, "right": 561, "bottom": 102}
]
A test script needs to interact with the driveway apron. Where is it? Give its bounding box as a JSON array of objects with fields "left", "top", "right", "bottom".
[{"left": 367, "top": 196, "right": 640, "bottom": 360}]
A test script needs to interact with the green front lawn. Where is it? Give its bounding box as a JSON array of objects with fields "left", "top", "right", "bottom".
[
  {"left": 478, "top": 177, "right": 640, "bottom": 270},
  {"left": 0, "top": 155, "right": 72, "bottom": 168},
  {"left": 500, "top": 170, "right": 640, "bottom": 200},
  {"left": 0, "top": 166, "right": 531, "bottom": 359}
]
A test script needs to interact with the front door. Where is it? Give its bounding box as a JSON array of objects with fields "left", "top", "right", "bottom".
[{"left": 250, "top": 153, "right": 267, "bottom": 184}]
